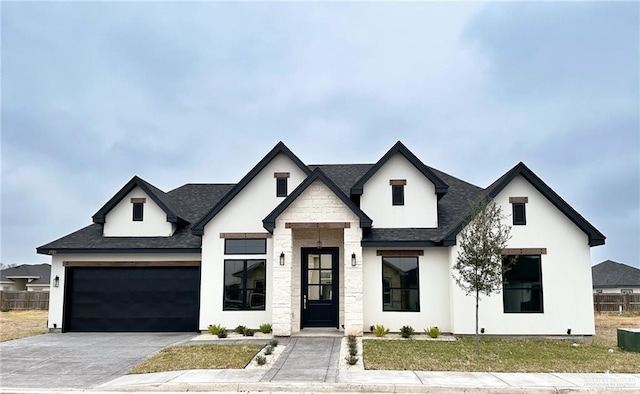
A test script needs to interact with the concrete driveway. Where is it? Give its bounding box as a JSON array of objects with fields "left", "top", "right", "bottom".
[{"left": 0, "top": 332, "right": 195, "bottom": 389}]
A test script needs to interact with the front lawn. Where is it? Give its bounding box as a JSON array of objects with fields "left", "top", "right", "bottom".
[
  {"left": 0, "top": 310, "right": 48, "bottom": 342},
  {"left": 363, "top": 313, "right": 640, "bottom": 373},
  {"left": 130, "top": 344, "right": 264, "bottom": 373}
]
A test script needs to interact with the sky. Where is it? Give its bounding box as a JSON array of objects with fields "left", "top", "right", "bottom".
[{"left": 1, "top": 1, "right": 638, "bottom": 268}]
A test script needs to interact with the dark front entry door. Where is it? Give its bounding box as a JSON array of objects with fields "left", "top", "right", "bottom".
[{"left": 301, "top": 248, "right": 339, "bottom": 328}]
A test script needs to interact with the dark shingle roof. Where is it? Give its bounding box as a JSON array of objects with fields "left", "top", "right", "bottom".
[
  {"left": 1, "top": 263, "right": 51, "bottom": 284},
  {"left": 37, "top": 184, "right": 235, "bottom": 254},
  {"left": 309, "top": 164, "right": 373, "bottom": 196},
  {"left": 592, "top": 260, "right": 640, "bottom": 288}
]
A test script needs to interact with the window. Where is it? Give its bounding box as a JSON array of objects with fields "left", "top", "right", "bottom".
[
  {"left": 382, "top": 256, "right": 419, "bottom": 311},
  {"left": 274, "top": 172, "right": 290, "bottom": 197},
  {"left": 513, "top": 203, "right": 526, "bottom": 225},
  {"left": 509, "top": 197, "right": 528, "bottom": 225},
  {"left": 503, "top": 255, "right": 543, "bottom": 313},
  {"left": 621, "top": 289, "right": 634, "bottom": 294},
  {"left": 132, "top": 202, "right": 144, "bottom": 221},
  {"left": 390, "top": 180, "right": 406, "bottom": 206},
  {"left": 224, "top": 239, "right": 267, "bottom": 254},
  {"left": 223, "top": 260, "right": 266, "bottom": 310}
]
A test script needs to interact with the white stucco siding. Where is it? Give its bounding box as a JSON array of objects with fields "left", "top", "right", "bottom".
[
  {"left": 47, "top": 253, "right": 201, "bottom": 330},
  {"left": 199, "top": 154, "right": 308, "bottom": 331},
  {"left": 363, "top": 247, "right": 451, "bottom": 333},
  {"left": 103, "top": 187, "right": 174, "bottom": 237},
  {"left": 359, "top": 153, "right": 438, "bottom": 228},
  {"left": 449, "top": 175, "right": 595, "bottom": 335}
]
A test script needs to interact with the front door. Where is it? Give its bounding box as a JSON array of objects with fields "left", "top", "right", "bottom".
[{"left": 301, "top": 248, "right": 339, "bottom": 328}]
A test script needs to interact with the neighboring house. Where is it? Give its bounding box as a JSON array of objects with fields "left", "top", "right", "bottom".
[
  {"left": 592, "top": 260, "right": 640, "bottom": 294},
  {"left": 0, "top": 264, "right": 51, "bottom": 292},
  {"left": 37, "top": 141, "right": 605, "bottom": 336}
]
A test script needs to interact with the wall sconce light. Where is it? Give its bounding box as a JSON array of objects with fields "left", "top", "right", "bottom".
[
  {"left": 279, "top": 252, "right": 285, "bottom": 266},
  {"left": 351, "top": 253, "right": 357, "bottom": 267},
  {"left": 316, "top": 224, "right": 322, "bottom": 249},
  {"left": 53, "top": 276, "right": 59, "bottom": 288}
]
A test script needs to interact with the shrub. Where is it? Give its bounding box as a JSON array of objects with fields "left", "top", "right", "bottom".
[
  {"left": 207, "top": 324, "right": 223, "bottom": 335},
  {"left": 0, "top": 302, "right": 10, "bottom": 312},
  {"left": 400, "top": 325, "right": 414, "bottom": 339},
  {"left": 256, "top": 355, "right": 267, "bottom": 366},
  {"left": 345, "top": 355, "right": 359, "bottom": 365},
  {"left": 259, "top": 323, "right": 272, "bottom": 334},
  {"left": 373, "top": 324, "right": 390, "bottom": 337},
  {"left": 235, "top": 325, "right": 247, "bottom": 334},
  {"left": 349, "top": 346, "right": 357, "bottom": 357},
  {"left": 264, "top": 345, "right": 273, "bottom": 355},
  {"left": 269, "top": 339, "right": 278, "bottom": 347},
  {"left": 243, "top": 328, "right": 255, "bottom": 337},
  {"left": 425, "top": 326, "right": 440, "bottom": 338},
  {"left": 217, "top": 327, "right": 228, "bottom": 338}
]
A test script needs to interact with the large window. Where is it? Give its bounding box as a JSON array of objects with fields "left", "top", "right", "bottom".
[
  {"left": 503, "top": 255, "right": 543, "bottom": 313},
  {"left": 223, "top": 260, "right": 266, "bottom": 310},
  {"left": 382, "top": 256, "right": 419, "bottom": 311},
  {"left": 224, "top": 239, "right": 267, "bottom": 255}
]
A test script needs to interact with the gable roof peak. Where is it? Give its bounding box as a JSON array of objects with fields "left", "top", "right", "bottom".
[
  {"left": 92, "top": 175, "right": 187, "bottom": 225},
  {"left": 351, "top": 141, "right": 449, "bottom": 196},
  {"left": 263, "top": 167, "right": 372, "bottom": 232},
  {"left": 191, "top": 141, "right": 311, "bottom": 235}
]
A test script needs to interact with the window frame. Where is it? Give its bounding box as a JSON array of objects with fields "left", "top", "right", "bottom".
[
  {"left": 512, "top": 203, "right": 526, "bottom": 225},
  {"left": 276, "top": 177, "right": 288, "bottom": 197},
  {"left": 381, "top": 256, "right": 420, "bottom": 312},
  {"left": 132, "top": 202, "right": 144, "bottom": 221},
  {"left": 223, "top": 259, "right": 266, "bottom": 311},
  {"left": 224, "top": 238, "right": 267, "bottom": 255},
  {"left": 392, "top": 185, "right": 405, "bottom": 206},
  {"left": 502, "top": 254, "right": 544, "bottom": 314}
]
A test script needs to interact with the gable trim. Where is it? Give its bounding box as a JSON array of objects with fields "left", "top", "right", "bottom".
[
  {"left": 351, "top": 141, "right": 449, "bottom": 196},
  {"left": 192, "top": 142, "right": 311, "bottom": 236},
  {"left": 442, "top": 162, "right": 606, "bottom": 247},
  {"left": 263, "top": 168, "right": 373, "bottom": 232},
  {"left": 92, "top": 176, "right": 186, "bottom": 225}
]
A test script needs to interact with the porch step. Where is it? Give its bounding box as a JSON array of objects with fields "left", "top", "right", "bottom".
[{"left": 292, "top": 328, "right": 344, "bottom": 338}]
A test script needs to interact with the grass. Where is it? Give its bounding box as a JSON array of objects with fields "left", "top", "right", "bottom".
[
  {"left": 0, "top": 310, "right": 48, "bottom": 342},
  {"left": 363, "top": 313, "right": 640, "bottom": 373},
  {"left": 129, "top": 344, "right": 264, "bottom": 374}
]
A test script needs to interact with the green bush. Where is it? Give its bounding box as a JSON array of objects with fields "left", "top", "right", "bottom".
[
  {"left": 207, "top": 324, "right": 223, "bottom": 335},
  {"left": 217, "top": 327, "right": 228, "bottom": 338},
  {"left": 425, "top": 326, "right": 440, "bottom": 338},
  {"left": 269, "top": 339, "right": 279, "bottom": 347},
  {"left": 400, "top": 325, "right": 415, "bottom": 339},
  {"left": 256, "top": 355, "right": 267, "bottom": 365},
  {"left": 373, "top": 324, "right": 390, "bottom": 337},
  {"left": 345, "top": 355, "right": 359, "bottom": 365},
  {"left": 259, "top": 323, "right": 272, "bottom": 334},
  {"left": 0, "top": 302, "right": 10, "bottom": 312},
  {"left": 235, "top": 325, "right": 247, "bottom": 334},
  {"left": 243, "top": 328, "right": 255, "bottom": 337},
  {"left": 264, "top": 345, "right": 273, "bottom": 355}
]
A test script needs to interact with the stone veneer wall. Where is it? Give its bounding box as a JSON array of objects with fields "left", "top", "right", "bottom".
[{"left": 272, "top": 180, "right": 363, "bottom": 336}]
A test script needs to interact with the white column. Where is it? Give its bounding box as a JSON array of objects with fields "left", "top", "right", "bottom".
[
  {"left": 343, "top": 224, "right": 364, "bottom": 336},
  {"left": 272, "top": 225, "right": 293, "bottom": 336}
]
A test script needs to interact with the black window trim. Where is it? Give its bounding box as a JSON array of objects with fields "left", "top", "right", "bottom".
[
  {"left": 392, "top": 184, "right": 405, "bottom": 206},
  {"left": 276, "top": 177, "right": 288, "bottom": 197},
  {"left": 223, "top": 259, "right": 266, "bottom": 311},
  {"left": 132, "top": 202, "right": 144, "bottom": 221},
  {"left": 381, "top": 256, "right": 420, "bottom": 312},
  {"left": 502, "top": 254, "right": 544, "bottom": 314},
  {"left": 512, "top": 203, "right": 526, "bottom": 225},
  {"left": 224, "top": 238, "right": 267, "bottom": 255}
]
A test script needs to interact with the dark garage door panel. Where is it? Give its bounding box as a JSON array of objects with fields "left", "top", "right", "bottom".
[{"left": 64, "top": 266, "right": 200, "bottom": 332}]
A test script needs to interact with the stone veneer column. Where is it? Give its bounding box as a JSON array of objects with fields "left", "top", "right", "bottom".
[
  {"left": 343, "top": 224, "right": 364, "bottom": 336},
  {"left": 272, "top": 225, "right": 293, "bottom": 336}
]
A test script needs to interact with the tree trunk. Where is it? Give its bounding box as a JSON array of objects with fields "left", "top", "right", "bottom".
[{"left": 475, "top": 289, "right": 480, "bottom": 355}]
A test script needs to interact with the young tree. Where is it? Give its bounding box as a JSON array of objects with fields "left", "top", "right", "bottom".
[{"left": 453, "top": 197, "right": 511, "bottom": 354}]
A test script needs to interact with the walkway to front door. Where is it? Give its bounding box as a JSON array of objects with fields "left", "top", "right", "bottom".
[{"left": 262, "top": 337, "right": 341, "bottom": 382}]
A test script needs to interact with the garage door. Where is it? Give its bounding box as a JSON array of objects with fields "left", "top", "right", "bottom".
[{"left": 63, "top": 266, "right": 200, "bottom": 332}]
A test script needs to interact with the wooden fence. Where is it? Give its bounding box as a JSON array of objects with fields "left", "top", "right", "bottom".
[
  {"left": 0, "top": 291, "right": 49, "bottom": 310},
  {"left": 594, "top": 293, "right": 640, "bottom": 313}
]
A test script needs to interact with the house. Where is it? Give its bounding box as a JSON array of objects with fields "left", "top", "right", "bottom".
[
  {"left": 592, "top": 260, "right": 640, "bottom": 294},
  {"left": 1, "top": 263, "right": 51, "bottom": 292},
  {"left": 37, "top": 141, "right": 605, "bottom": 336}
]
